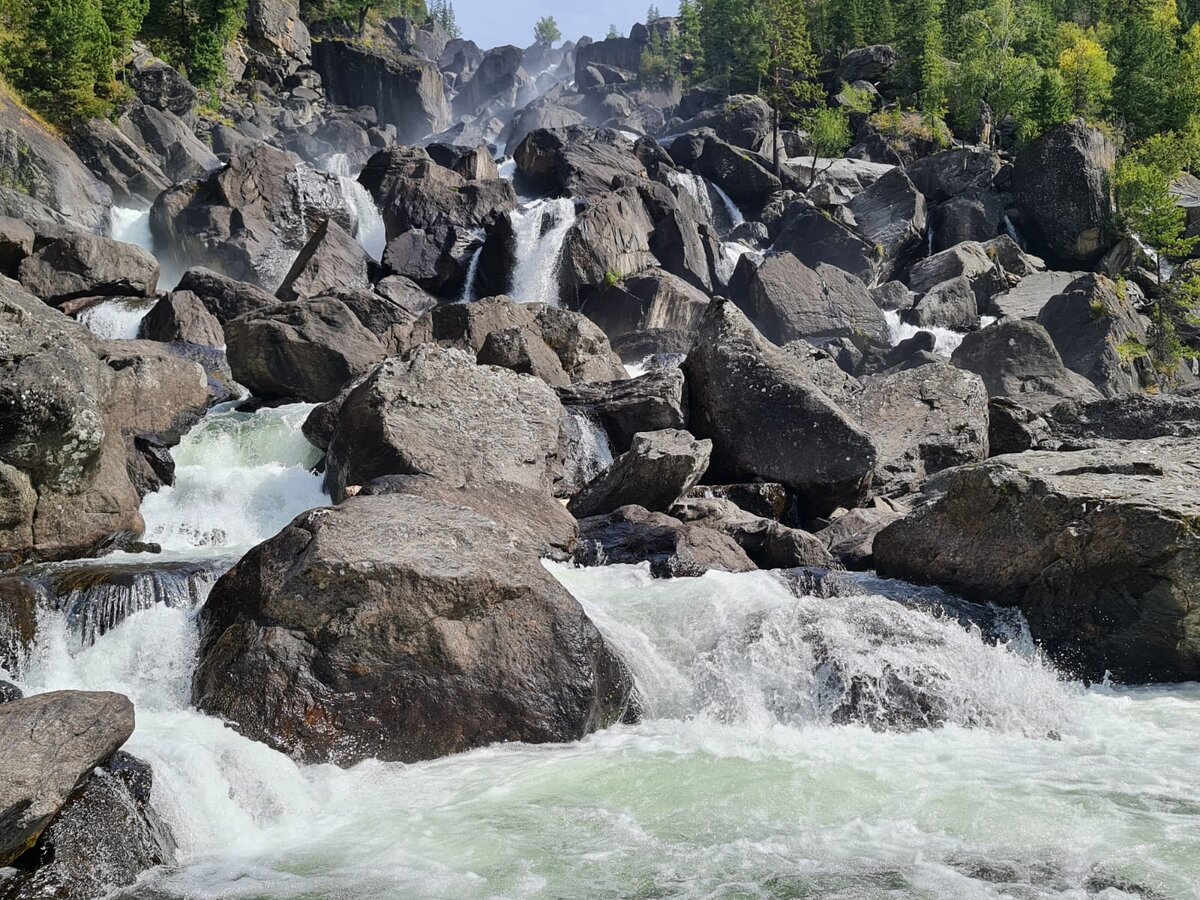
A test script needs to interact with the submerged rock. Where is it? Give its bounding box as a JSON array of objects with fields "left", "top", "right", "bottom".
[
  {"left": 193, "top": 493, "right": 634, "bottom": 765},
  {"left": 875, "top": 439, "right": 1200, "bottom": 683}
]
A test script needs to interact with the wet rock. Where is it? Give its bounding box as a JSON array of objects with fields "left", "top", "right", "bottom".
[
  {"left": 568, "top": 429, "right": 711, "bottom": 517},
  {"left": 312, "top": 40, "right": 450, "bottom": 144},
  {"left": 320, "top": 346, "right": 565, "bottom": 501},
  {"left": 18, "top": 234, "right": 158, "bottom": 304},
  {"left": 668, "top": 129, "right": 781, "bottom": 216},
  {"left": 1013, "top": 120, "right": 1116, "bottom": 265},
  {"left": 275, "top": 218, "right": 371, "bottom": 301},
  {"left": 557, "top": 368, "right": 686, "bottom": 453},
  {"left": 0, "top": 681, "right": 21, "bottom": 702},
  {"left": 0, "top": 690, "right": 134, "bottom": 867},
  {"left": 1036, "top": 274, "right": 1150, "bottom": 396},
  {"left": 193, "top": 492, "right": 633, "bottom": 765},
  {"left": 683, "top": 300, "right": 877, "bottom": 516},
  {"left": 225, "top": 296, "right": 386, "bottom": 402},
  {"left": 140, "top": 291, "right": 224, "bottom": 347},
  {"left": 744, "top": 254, "right": 887, "bottom": 343},
  {"left": 671, "top": 497, "right": 832, "bottom": 569},
  {"left": 575, "top": 504, "right": 756, "bottom": 577},
  {"left": 816, "top": 503, "right": 904, "bottom": 569},
  {"left": 381, "top": 223, "right": 479, "bottom": 295},
  {"left": 559, "top": 188, "right": 656, "bottom": 307},
  {"left": 874, "top": 439, "right": 1200, "bottom": 682}
]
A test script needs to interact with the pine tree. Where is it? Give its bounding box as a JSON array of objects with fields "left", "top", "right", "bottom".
[
  {"left": 758, "top": 0, "right": 822, "bottom": 172},
  {"left": 678, "top": 0, "right": 705, "bottom": 77},
  {"left": 1031, "top": 68, "right": 1072, "bottom": 132}
]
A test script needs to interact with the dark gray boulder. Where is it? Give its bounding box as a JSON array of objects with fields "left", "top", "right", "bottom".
[
  {"left": 683, "top": 300, "right": 877, "bottom": 516},
  {"left": 904, "top": 276, "right": 978, "bottom": 330},
  {"left": 575, "top": 504, "right": 756, "bottom": 577},
  {"left": 670, "top": 496, "right": 832, "bottom": 569},
  {"left": 0, "top": 217, "right": 35, "bottom": 278},
  {"left": 18, "top": 234, "right": 158, "bottom": 304},
  {"left": 275, "top": 218, "right": 371, "bottom": 302},
  {"left": 874, "top": 440, "right": 1200, "bottom": 683},
  {"left": 745, "top": 254, "right": 888, "bottom": 344},
  {"left": 847, "top": 168, "right": 926, "bottom": 278},
  {"left": 174, "top": 267, "right": 279, "bottom": 323},
  {"left": 568, "top": 429, "right": 711, "bottom": 518},
  {"left": 557, "top": 368, "right": 686, "bottom": 452},
  {"left": 987, "top": 270, "right": 1080, "bottom": 319},
  {"left": 668, "top": 130, "right": 782, "bottom": 216},
  {"left": 513, "top": 126, "right": 645, "bottom": 199},
  {"left": 193, "top": 492, "right": 633, "bottom": 765},
  {"left": 772, "top": 201, "right": 877, "bottom": 283},
  {"left": 140, "top": 291, "right": 224, "bottom": 347}
]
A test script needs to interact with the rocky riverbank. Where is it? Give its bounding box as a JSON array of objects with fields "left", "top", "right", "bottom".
[{"left": 2, "top": 2, "right": 1200, "bottom": 895}]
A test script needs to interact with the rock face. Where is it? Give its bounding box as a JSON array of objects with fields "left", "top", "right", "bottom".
[
  {"left": 1036, "top": 274, "right": 1149, "bottom": 396},
  {"left": 874, "top": 440, "right": 1200, "bottom": 683},
  {"left": 193, "top": 493, "right": 634, "bottom": 765},
  {"left": 0, "top": 690, "right": 135, "bottom": 867},
  {"left": 140, "top": 291, "right": 224, "bottom": 347},
  {"left": 0, "top": 93, "right": 111, "bottom": 231},
  {"left": 320, "top": 346, "right": 565, "bottom": 501},
  {"left": 513, "top": 127, "right": 646, "bottom": 199},
  {"left": 772, "top": 201, "right": 877, "bottom": 284},
  {"left": 174, "top": 267, "right": 279, "bottom": 323},
  {"left": 575, "top": 504, "right": 757, "bottom": 577},
  {"left": 568, "top": 429, "right": 710, "bottom": 518},
  {"left": 744, "top": 254, "right": 887, "bottom": 344},
  {"left": 668, "top": 130, "right": 781, "bottom": 215},
  {"left": 1013, "top": 120, "right": 1117, "bottom": 264},
  {"left": 683, "top": 300, "right": 877, "bottom": 515},
  {"left": 312, "top": 40, "right": 451, "bottom": 144},
  {"left": 847, "top": 168, "right": 926, "bottom": 277},
  {"left": 225, "top": 297, "right": 386, "bottom": 402},
  {"left": 18, "top": 234, "right": 159, "bottom": 304}
]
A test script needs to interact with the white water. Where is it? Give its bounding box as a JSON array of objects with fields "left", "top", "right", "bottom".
[
  {"left": 109, "top": 205, "right": 185, "bottom": 291},
  {"left": 885, "top": 309, "right": 969, "bottom": 356},
  {"left": 716, "top": 241, "right": 763, "bottom": 286},
  {"left": 563, "top": 409, "right": 614, "bottom": 486},
  {"left": 7, "top": 564, "right": 1200, "bottom": 898},
  {"left": 508, "top": 198, "right": 577, "bottom": 305},
  {"left": 319, "top": 153, "right": 387, "bottom": 262},
  {"left": 76, "top": 296, "right": 157, "bottom": 340},
  {"left": 459, "top": 244, "right": 484, "bottom": 303},
  {"left": 138, "top": 402, "right": 327, "bottom": 556},
  {"left": 666, "top": 169, "right": 715, "bottom": 223},
  {"left": 710, "top": 182, "right": 745, "bottom": 230}
]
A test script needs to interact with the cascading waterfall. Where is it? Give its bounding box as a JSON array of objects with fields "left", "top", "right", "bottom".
[
  {"left": 319, "top": 153, "right": 387, "bottom": 262},
  {"left": 107, "top": 205, "right": 185, "bottom": 292},
  {"left": 885, "top": 309, "right": 968, "bottom": 356},
  {"left": 710, "top": 182, "right": 745, "bottom": 230},
  {"left": 459, "top": 243, "right": 484, "bottom": 303},
  {"left": 5, "top": 563, "right": 1200, "bottom": 899},
  {"left": 508, "top": 197, "right": 577, "bottom": 305},
  {"left": 562, "top": 410, "right": 615, "bottom": 486},
  {"left": 666, "top": 169, "right": 715, "bottom": 223},
  {"left": 138, "top": 402, "right": 327, "bottom": 555}
]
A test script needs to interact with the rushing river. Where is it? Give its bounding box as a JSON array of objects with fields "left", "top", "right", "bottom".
[{"left": 5, "top": 397, "right": 1199, "bottom": 900}]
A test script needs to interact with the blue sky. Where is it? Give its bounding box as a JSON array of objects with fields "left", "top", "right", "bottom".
[{"left": 448, "top": 1, "right": 656, "bottom": 50}]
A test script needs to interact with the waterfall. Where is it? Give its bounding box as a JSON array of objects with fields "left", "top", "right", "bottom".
[
  {"left": 497, "top": 157, "right": 517, "bottom": 182},
  {"left": 459, "top": 243, "right": 484, "bottom": 303},
  {"left": 138, "top": 402, "right": 327, "bottom": 555},
  {"left": 108, "top": 205, "right": 184, "bottom": 291},
  {"left": 562, "top": 410, "right": 614, "bottom": 487},
  {"left": 665, "top": 170, "right": 715, "bottom": 223},
  {"left": 76, "top": 297, "right": 157, "bottom": 340},
  {"left": 1002, "top": 214, "right": 1028, "bottom": 251},
  {"left": 508, "top": 198, "right": 577, "bottom": 306},
  {"left": 715, "top": 242, "right": 763, "bottom": 286},
  {"left": 320, "top": 153, "right": 387, "bottom": 262},
  {"left": 884, "top": 309, "right": 969, "bottom": 356},
  {"left": 710, "top": 182, "right": 745, "bottom": 230}
]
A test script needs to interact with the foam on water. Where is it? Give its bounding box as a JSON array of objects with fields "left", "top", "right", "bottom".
[
  {"left": 319, "top": 154, "right": 387, "bottom": 262},
  {"left": 139, "top": 402, "right": 327, "bottom": 555},
  {"left": 885, "top": 309, "right": 971, "bottom": 356},
  {"left": 76, "top": 296, "right": 158, "bottom": 340},
  {"left": 6, "top": 564, "right": 1200, "bottom": 899},
  {"left": 108, "top": 205, "right": 185, "bottom": 290},
  {"left": 508, "top": 198, "right": 576, "bottom": 305}
]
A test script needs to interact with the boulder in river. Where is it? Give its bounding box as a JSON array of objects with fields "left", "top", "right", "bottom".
[
  {"left": 193, "top": 492, "right": 634, "bottom": 765},
  {"left": 670, "top": 496, "right": 833, "bottom": 569},
  {"left": 275, "top": 218, "right": 371, "bottom": 302},
  {"left": 874, "top": 439, "right": 1200, "bottom": 682},
  {"left": 140, "top": 291, "right": 225, "bottom": 347},
  {"left": 557, "top": 368, "right": 686, "bottom": 453},
  {"left": 683, "top": 299, "right": 877, "bottom": 517},
  {"left": 0, "top": 690, "right": 134, "bottom": 867},
  {"left": 568, "top": 429, "right": 711, "bottom": 518},
  {"left": 320, "top": 346, "right": 565, "bottom": 501}
]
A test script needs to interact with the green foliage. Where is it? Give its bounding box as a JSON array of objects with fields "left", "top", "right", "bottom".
[
  {"left": 801, "top": 106, "right": 853, "bottom": 186},
  {"left": 677, "top": 0, "right": 704, "bottom": 75},
  {"left": 607, "top": 24, "right": 621, "bottom": 39},
  {"left": 838, "top": 80, "right": 876, "bottom": 113},
  {"left": 534, "top": 15, "right": 562, "bottom": 47},
  {"left": 430, "top": 0, "right": 459, "bottom": 38},
  {"left": 639, "top": 29, "right": 679, "bottom": 86}
]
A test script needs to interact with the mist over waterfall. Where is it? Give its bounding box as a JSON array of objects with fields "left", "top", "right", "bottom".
[{"left": 508, "top": 198, "right": 577, "bottom": 305}]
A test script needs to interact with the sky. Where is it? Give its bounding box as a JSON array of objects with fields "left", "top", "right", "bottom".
[{"left": 447, "top": 1, "right": 656, "bottom": 51}]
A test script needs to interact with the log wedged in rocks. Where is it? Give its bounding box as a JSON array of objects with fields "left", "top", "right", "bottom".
[
  {"left": 568, "top": 429, "right": 711, "bottom": 518},
  {"left": 0, "top": 690, "right": 135, "bottom": 867},
  {"left": 193, "top": 492, "right": 634, "bottom": 765},
  {"left": 575, "top": 504, "right": 757, "bottom": 578},
  {"left": 874, "top": 439, "right": 1200, "bottom": 682},
  {"left": 319, "top": 346, "right": 565, "bottom": 501},
  {"left": 683, "top": 299, "right": 877, "bottom": 517}
]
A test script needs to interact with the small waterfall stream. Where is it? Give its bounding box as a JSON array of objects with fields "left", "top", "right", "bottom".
[
  {"left": 76, "top": 297, "right": 158, "bottom": 340},
  {"left": 319, "top": 153, "right": 387, "bottom": 261},
  {"left": 508, "top": 198, "right": 577, "bottom": 305}
]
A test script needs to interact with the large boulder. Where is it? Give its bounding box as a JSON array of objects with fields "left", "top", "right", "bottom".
[
  {"left": 126, "top": 47, "right": 197, "bottom": 116},
  {"left": 513, "top": 126, "right": 646, "bottom": 199},
  {"left": 683, "top": 300, "right": 877, "bottom": 516},
  {"left": 668, "top": 130, "right": 781, "bottom": 215},
  {"left": 987, "top": 270, "right": 1081, "bottom": 319},
  {"left": 849, "top": 362, "right": 989, "bottom": 496},
  {"left": 772, "top": 201, "right": 877, "bottom": 283},
  {"left": 575, "top": 504, "right": 756, "bottom": 577},
  {"left": 18, "top": 234, "right": 158, "bottom": 305},
  {"left": 454, "top": 45, "right": 535, "bottom": 117},
  {"left": 140, "top": 291, "right": 225, "bottom": 347},
  {"left": 225, "top": 297, "right": 387, "bottom": 402},
  {"left": 670, "top": 496, "right": 833, "bottom": 569},
  {"left": 906, "top": 148, "right": 1002, "bottom": 203},
  {"left": 1036, "top": 274, "right": 1150, "bottom": 396},
  {"left": 744, "top": 254, "right": 888, "bottom": 344},
  {"left": 247, "top": 0, "right": 312, "bottom": 68},
  {"left": 174, "top": 266, "right": 279, "bottom": 323},
  {"left": 312, "top": 40, "right": 450, "bottom": 144},
  {"left": 559, "top": 188, "right": 657, "bottom": 307},
  {"left": 0, "top": 690, "right": 134, "bottom": 867},
  {"left": 952, "top": 319, "right": 1102, "bottom": 408},
  {"left": 150, "top": 144, "right": 350, "bottom": 289},
  {"left": 837, "top": 45, "right": 898, "bottom": 84},
  {"left": 275, "top": 218, "right": 371, "bottom": 302},
  {"left": 0, "top": 217, "right": 35, "bottom": 278},
  {"left": 0, "top": 93, "right": 111, "bottom": 231},
  {"left": 568, "top": 429, "right": 711, "bottom": 518},
  {"left": 193, "top": 492, "right": 633, "bottom": 765},
  {"left": 906, "top": 241, "right": 995, "bottom": 295},
  {"left": 874, "top": 440, "right": 1200, "bottom": 683},
  {"left": 847, "top": 168, "right": 926, "bottom": 279},
  {"left": 320, "top": 346, "right": 565, "bottom": 501},
  {"left": 1013, "top": 120, "right": 1116, "bottom": 265}
]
